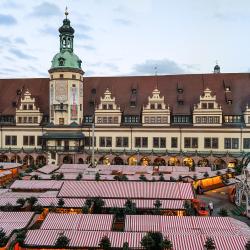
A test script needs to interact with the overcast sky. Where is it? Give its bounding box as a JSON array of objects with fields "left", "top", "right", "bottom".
[{"left": 0, "top": 0, "right": 250, "bottom": 78}]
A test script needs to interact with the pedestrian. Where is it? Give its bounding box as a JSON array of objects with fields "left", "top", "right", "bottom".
[{"left": 208, "top": 201, "right": 214, "bottom": 216}]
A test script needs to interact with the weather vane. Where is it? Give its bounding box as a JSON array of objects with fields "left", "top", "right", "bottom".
[
  {"left": 65, "top": 6, "right": 69, "bottom": 19},
  {"left": 154, "top": 65, "right": 158, "bottom": 76}
]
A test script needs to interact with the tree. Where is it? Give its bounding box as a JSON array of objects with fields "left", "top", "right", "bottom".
[
  {"left": 139, "top": 174, "right": 147, "bottom": 181},
  {"left": 82, "top": 205, "right": 89, "bottom": 214},
  {"left": 27, "top": 196, "right": 38, "bottom": 208},
  {"left": 51, "top": 173, "right": 56, "bottom": 180},
  {"left": 154, "top": 199, "right": 162, "bottom": 215},
  {"left": 178, "top": 175, "right": 183, "bottom": 181},
  {"left": 140, "top": 233, "right": 155, "bottom": 250},
  {"left": 218, "top": 208, "right": 228, "bottom": 217},
  {"left": 159, "top": 175, "right": 165, "bottom": 181},
  {"left": 204, "top": 172, "right": 209, "bottom": 178},
  {"left": 162, "top": 237, "right": 173, "bottom": 250},
  {"left": 16, "top": 198, "right": 26, "bottom": 207},
  {"left": 123, "top": 242, "right": 130, "bottom": 250},
  {"left": 110, "top": 207, "right": 124, "bottom": 221},
  {"left": 57, "top": 198, "right": 65, "bottom": 207},
  {"left": 31, "top": 174, "right": 39, "bottom": 180},
  {"left": 99, "top": 235, "right": 111, "bottom": 250},
  {"left": 204, "top": 237, "right": 216, "bottom": 250},
  {"left": 0, "top": 228, "right": 6, "bottom": 246},
  {"left": 92, "top": 197, "right": 105, "bottom": 213},
  {"left": 16, "top": 230, "right": 27, "bottom": 245},
  {"left": 184, "top": 200, "right": 194, "bottom": 216},
  {"left": 55, "top": 233, "right": 70, "bottom": 247},
  {"left": 56, "top": 173, "right": 64, "bottom": 180},
  {"left": 245, "top": 240, "right": 250, "bottom": 250},
  {"left": 2, "top": 203, "right": 14, "bottom": 212},
  {"left": 95, "top": 172, "right": 100, "bottom": 181},
  {"left": 169, "top": 176, "right": 176, "bottom": 182},
  {"left": 33, "top": 204, "right": 44, "bottom": 214},
  {"left": 76, "top": 172, "right": 83, "bottom": 180},
  {"left": 124, "top": 199, "right": 136, "bottom": 215},
  {"left": 121, "top": 175, "right": 128, "bottom": 181}
]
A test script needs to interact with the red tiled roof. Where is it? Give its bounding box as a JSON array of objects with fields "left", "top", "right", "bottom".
[{"left": 1, "top": 73, "right": 250, "bottom": 117}]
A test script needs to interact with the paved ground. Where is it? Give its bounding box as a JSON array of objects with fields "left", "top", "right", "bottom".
[{"left": 198, "top": 186, "right": 250, "bottom": 226}]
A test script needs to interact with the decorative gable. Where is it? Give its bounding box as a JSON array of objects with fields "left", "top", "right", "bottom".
[
  {"left": 95, "top": 88, "right": 122, "bottom": 126},
  {"left": 16, "top": 89, "right": 43, "bottom": 125},
  {"left": 142, "top": 88, "right": 170, "bottom": 126},
  {"left": 193, "top": 88, "right": 222, "bottom": 126}
]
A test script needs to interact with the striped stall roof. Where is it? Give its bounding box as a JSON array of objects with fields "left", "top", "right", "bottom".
[
  {"left": 24, "top": 230, "right": 145, "bottom": 248},
  {"left": 0, "top": 197, "right": 20, "bottom": 206},
  {"left": 24, "top": 230, "right": 248, "bottom": 249},
  {"left": 41, "top": 213, "right": 113, "bottom": 231},
  {"left": 58, "top": 181, "right": 194, "bottom": 199},
  {"left": 0, "top": 212, "right": 34, "bottom": 236},
  {"left": 37, "top": 164, "right": 59, "bottom": 174},
  {"left": 36, "top": 198, "right": 86, "bottom": 207},
  {"left": 0, "top": 162, "right": 22, "bottom": 170},
  {"left": 10, "top": 180, "right": 63, "bottom": 190},
  {"left": 125, "top": 215, "right": 250, "bottom": 238}
]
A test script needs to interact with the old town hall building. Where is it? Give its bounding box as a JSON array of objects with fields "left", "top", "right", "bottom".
[{"left": 0, "top": 12, "right": 250, "bottom": 168}]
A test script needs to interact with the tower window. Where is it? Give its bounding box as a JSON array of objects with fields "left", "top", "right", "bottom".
[
  {"left": 132, "top": 88, "right": 137, "bottom": 94},
  {"left": 60, "top": 74, "right": 64, "bottom": 78},
  {"left": 91, "top": 88, "right": 96, "bottom": 94},
  {"left": 72, "top": 74, "right": 76, "bottom": 79},
  {"left": 58, "top": 57, "right": 65, "bottom": 66}
]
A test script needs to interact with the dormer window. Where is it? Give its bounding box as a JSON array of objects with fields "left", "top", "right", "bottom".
[
  {"left": 150, "top": 104, "right": 155, "bottom": 109},
  {"left": 130, "top": 101, "right": 136, "bottom": 107},
  {"left": 132, "top": 88, "right": 137, "bottom": 94},
  {"left": 23, "top": 105, "right": 27, "bottom": 110},
  {"left": 208, "top": 103, "right": 214, "bottom": 109},
  {"left": 28, "top": 104, "right": 33, "bottom": 110},
  {"left": 177, "top": 88, "right": 183, "bottom": 93},
  {"left": 108, "top": 104, "right": 113, "bottom": 110},
  {"left": 158, "top": 104, "right": 162, "bottom": 109},
  {"left": 202, "top": 103, "right": 207, "bottom": 109},
  {"left": 103, "top": 104, "right": 107, "bottom": 110},
  {"left": 58, "top": 57, "right": 65, "bottom": 66}
]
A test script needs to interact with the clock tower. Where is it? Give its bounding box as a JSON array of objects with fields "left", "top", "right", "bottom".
[{"left": 48, "top": 9, "right": 84, "bottom": 126}]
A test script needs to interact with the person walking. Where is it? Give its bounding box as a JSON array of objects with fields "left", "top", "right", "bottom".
[{"left": 208, "top": 201, "right": 214, "bottom": 216}]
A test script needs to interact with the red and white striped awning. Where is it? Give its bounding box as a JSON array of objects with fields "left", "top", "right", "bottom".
[
  {"left": 125, "top": 215, "right": 250, "bottom": 238},
  {"left": 58, "top": 181, "right": 194, "bottom": 200},
  {"left": 10, "top": 180, "right": 63, "bottom": 190},
  {"left": 0, "top": 212, "right": 34, "bottom": 236},
  {"left": 24, "top": 230, "right": 145, "bottom": 248},
  {"left": 24, "top": 229, "right": 248, "bottom": 249},
  {"left": 37, "top": 164, "right": 59, "bottom": 174},
  {"left": 41, "top": 213, "right": 114, "bottom": 231}
]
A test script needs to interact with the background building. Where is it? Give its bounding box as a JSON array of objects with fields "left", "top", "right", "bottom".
[{"left": 0, "top": 13, "right": 249, "bottom": 168}]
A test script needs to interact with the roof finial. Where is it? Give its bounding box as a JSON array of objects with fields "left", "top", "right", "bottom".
[
  {"left": 65, "top": 6, "right": 69, "bottom": 19},
  {"left": 154, "top": 65, "right": 158, "bottom": 89}
]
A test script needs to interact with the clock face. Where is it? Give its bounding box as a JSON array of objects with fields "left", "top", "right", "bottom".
[{"left": 55, "top": 81, "right": 68, "bottom": 102}]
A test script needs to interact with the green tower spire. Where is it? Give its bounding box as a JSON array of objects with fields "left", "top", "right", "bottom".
[{"left": 49, "top": 8, "right": 83, "bottom": 74}]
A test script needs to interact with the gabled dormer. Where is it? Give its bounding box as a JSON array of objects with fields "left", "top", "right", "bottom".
[
  {"left": 16, "top": 89, "right": 43, "bottom": 125},
  {"left": 95, "top": 88, "right": 122, "bottom": 126},
  {"left": 193, "top": 88, "right": 222, "bottom": 126},
  {"left": 142, "top": 88, "right": 170, "bottom": 126}
]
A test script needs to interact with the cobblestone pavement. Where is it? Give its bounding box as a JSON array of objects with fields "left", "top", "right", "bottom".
[{"left": 198, "top": 186, "right": 250, "bottom": 226}]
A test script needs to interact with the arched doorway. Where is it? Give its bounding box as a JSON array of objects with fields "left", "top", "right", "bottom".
[
  {"left": 198, "top": 158, "right": 209, "bottom": 167},
  {"left": 11, "top": 155, "right": 21, "bottom": 163},
  {"left": 63, "top": 155, "right": 73, "bottom": 164},
  {"left": 86, "top": 156, "right": 98, "bottom": 165},
  {"left": 128, "top": 156, "right": 137, "bottom": 166},
  {"left": 183, "top": 157, "right": 194, "bottom": 168},
  {"left": 100, "top": 156, "right": 111, "bottom": 165},
  {"left": 140, "top": 156, "right": 150, "bottom": 166},
  {"left": 168, "top": 157, "right": 180, "bottom": 166},
  {"left": 228, "top": 159, "right": 238, "bottom": 168},
  {"left": 113, "top": 156, "right": 124, "bottom": 165},
  {"left": 154, "top": 157, "right": 166, "bottom": 166},
  {"left": 78, "top": 158, "right": 84, "bottom": 164},
  {"left": 214, "top": 158, "right": 226, "bottom": 170},
  {"left": 36, "top": 155, "right": 46, "bottom": 165},
  {"left": 0, "top": 155, "right": 8, "bottom": 162},
  {"left": 23, "top": 155, "right": 34, "bottom": 165}
]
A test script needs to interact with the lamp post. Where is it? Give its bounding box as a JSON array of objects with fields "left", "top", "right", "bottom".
[{"left": 91, "top": 120, "right": 95, "bottom": 167}]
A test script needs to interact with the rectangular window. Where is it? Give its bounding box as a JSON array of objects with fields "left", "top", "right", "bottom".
[
  {"left": 208, "top": 103, "right": 214, "bottom": 109},
  {"left": 184, "top": 137, "right": 191, "bottom": 148},
  {"left": 116, "top": 137, "right": 128, "bottom": 147},
  {"left": 232, "top": 138, "right": 239, "bottom": 149},
  {"left": 28, "top": 117, "right": 32, "bottom": 123},
  {"left": 34, "top": 117, "right": 38, "bottom": 123},
  {"left": 135, "top": 137, "right": 141, "bottom": 147},
  {"left": 99, "top": 137, "right": 112, "bottom": 147},
  {"left": 171, "top": 137, "right": 178, "bottom": 148},
  {"left": 23, "top": 136, "right": 35, "bottom": 146},
  {"left": 84, "top": 137, "right": 96, "bottom": 147},
  {"left": 23, "top": 136, "right": 29, "bottom": 146},
  {"left": 108, "top": 104, "right": 113, "bottom": 110},
  {"left": 244, "top": 138, "right": 250, "bottom": 149},
  {"left": 204, "top": 138, "right": 218, "bottom": 149},
  {"left": 153, "top": 137, "right": 166, "bottom": 148},
  {"left": 29, "top": 136, "right": 35, "bottom": 146},
  {"left": 142, "top": 137, "right": 148, "bottom": 148},
  {"left": 23, "top": 104, "right": 27, "bottom": 110},
  {"left": 28, "top": 104, "right": 33, "bottom": 110},
  {"left": 184, "top": 137, "right": 198, "bottom": 148},
  {"left": 5, "top": 136, "right": 17, "bottom": 146},
  {"left": 59, "top": 118, "right": 64, "bottom": 125},
  {"left": 18, "top": 117, "right": 22, "bottom": 123},
  {"left": 37, "top": 136, "right": 42, "bottom": 146},
  {"left": 135, "top": 137, "right": 148, "bottom": 148},
  {"left": 224, "top": 138, "right": 231, "bottom": 149}
]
